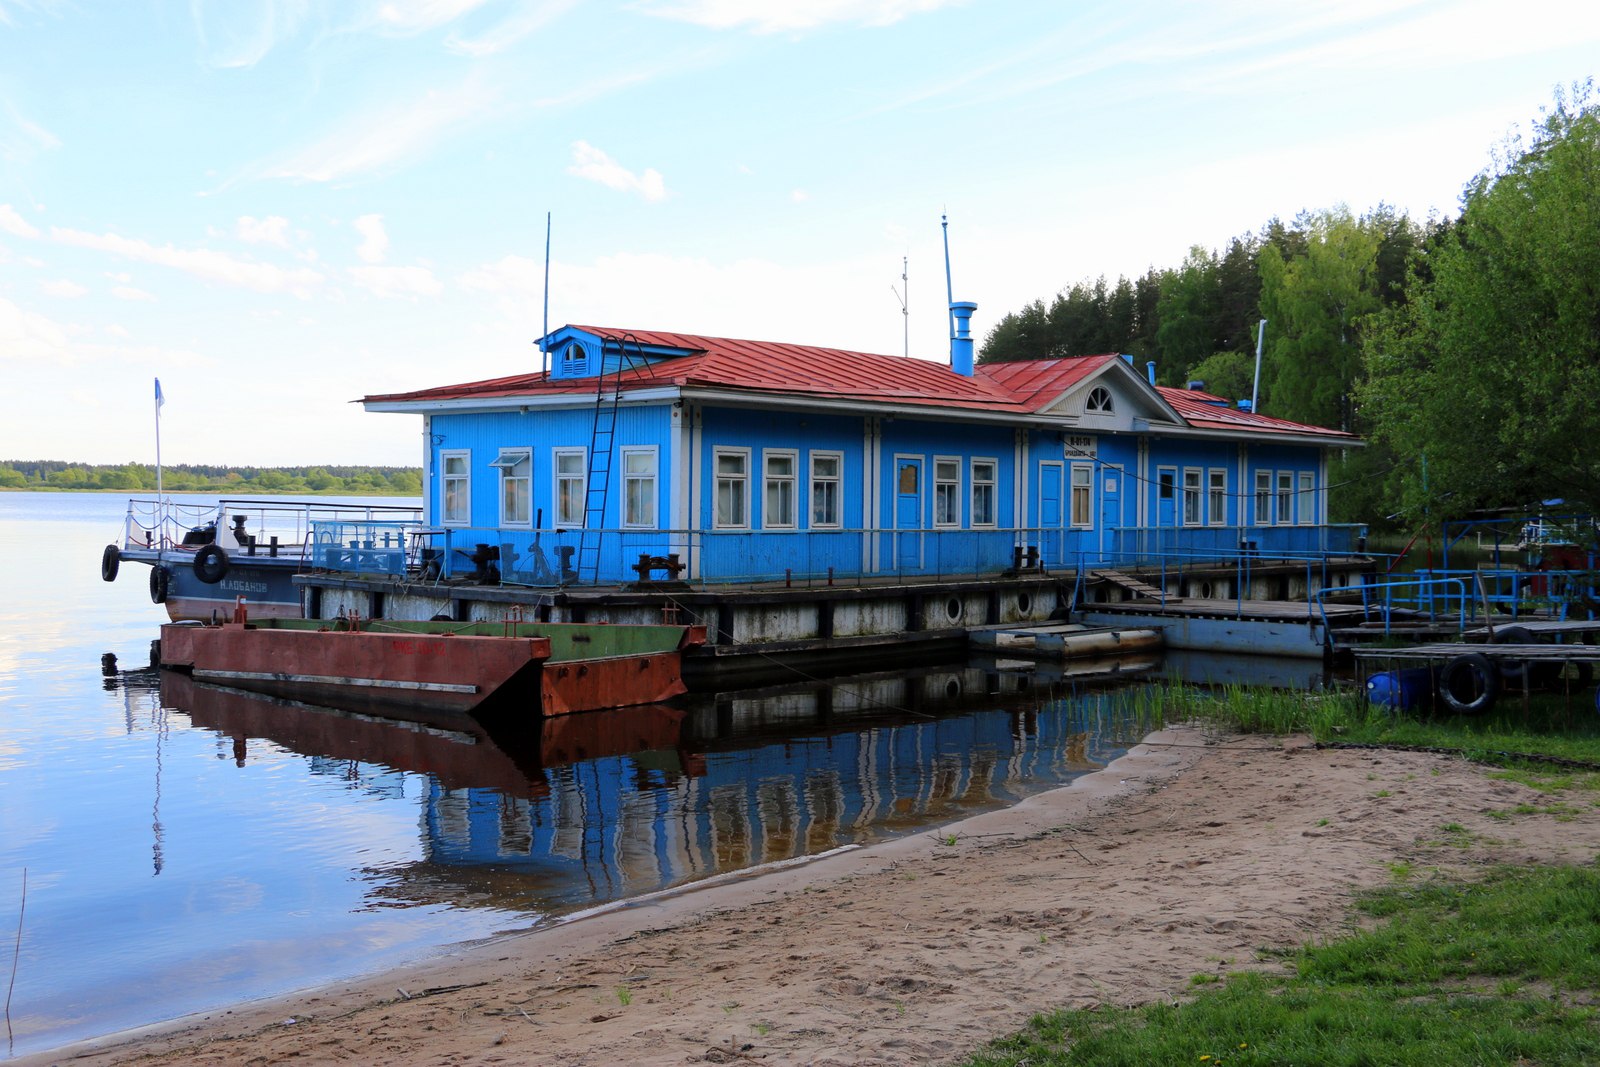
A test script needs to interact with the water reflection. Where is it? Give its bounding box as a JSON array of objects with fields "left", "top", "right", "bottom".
[{"left": 154, "top": 657, "right": 1160, "bottom": 921}]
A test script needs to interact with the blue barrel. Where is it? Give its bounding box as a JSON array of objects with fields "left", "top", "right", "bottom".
[{"left": 1365, "top": 667, "right": 1437, "bottom": 710}]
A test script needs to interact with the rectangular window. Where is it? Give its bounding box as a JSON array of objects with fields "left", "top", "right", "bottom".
[
  {"left": 1158, "top": 468, "right": 1175, "bottom": 501},
  {"left": 810, "top": 451, "right": 841, "bottom": 528},
  {"left": 763, "top": 450, "right": 797, "bottom": 528},
  {"left": 622, "top": 448, "right": 656, "bottom": 528},
  {"left": 441, "top": 451, "right": 470, "bottom": 526},
  {"left": 1298, "top": 472, "right": 1315, "bottom": 526},
  {"left": 1182, "top": 468, "right": 1202, "bottom": 526},
  {"left": 1070, "top": 464, "right": 1093, "bottom": 528},
  {"left": 970, "top": 459, "right": 997, "bottom": 527},
  {"left": 554, "top": 448, "right": 585, "bottom": 528},
  {"left": 1255, "top": 470, "right": 1273, "bottom": 526},
  {"left": 1276, "top": 471, "right": 1293, "bottom": 525},
  {"left": 492, "top": 449, "right": 531, "bottom": 527},
  {"left": 714, "top": 448, "right": 749, "bottom": 529},
  {"left": 1208, "top": 469, "right": 1227, "bottom": 527},
  {"left": 934, "top": 457, "right": 961, "bottom": 527}
]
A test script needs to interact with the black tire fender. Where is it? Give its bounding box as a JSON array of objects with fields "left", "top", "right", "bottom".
[
  {"left": 1439, "top": 652, "right": 1500, "bottom": 715},
  {"left": 1490, "top": 625, "right": 1534, "bottom": 687},
  {"left": 193, "top": 544, "right": 229, "bottom": 584},
  {"left": 149, "top": 565, "right": 170, "bottom": 604},
  {"left": 101, "top": 544, "right": 121, "bottom": 582}
]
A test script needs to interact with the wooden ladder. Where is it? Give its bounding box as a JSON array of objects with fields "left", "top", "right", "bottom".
[{"left": 1090, "top": 569, "right": 1180, "bottom": 603}]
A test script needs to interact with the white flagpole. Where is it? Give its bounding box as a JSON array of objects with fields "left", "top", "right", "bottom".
[{"left": 154, "top": 378, "right": 164, "bottom": 500}]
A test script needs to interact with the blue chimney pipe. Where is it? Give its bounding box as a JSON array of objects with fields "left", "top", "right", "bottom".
[{"left": 950, "top": 301, "right": 977, "bottom": 377}]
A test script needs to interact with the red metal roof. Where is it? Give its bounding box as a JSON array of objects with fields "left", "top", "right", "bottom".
[
  {"left": 1158, "top": 387, "right": 1354, "bottom": 439},
  {"left": 362, "top": 326, "right": 1352, "bottom": 440}
]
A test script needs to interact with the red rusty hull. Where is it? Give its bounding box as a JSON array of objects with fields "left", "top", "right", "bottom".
[
  {"left": 539, "top": 652, "right": 689, "bottom": 716},
  {"left": 160, "top": 623, "right": 551, "bottom": 716}
]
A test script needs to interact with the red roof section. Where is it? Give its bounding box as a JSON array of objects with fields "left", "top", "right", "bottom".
[
  {"left": 1158, "top": 387, "right": 1354, "bottom": 439},
  {"left": 363, "top": 325, "right": 1351, "bottom": 440}
]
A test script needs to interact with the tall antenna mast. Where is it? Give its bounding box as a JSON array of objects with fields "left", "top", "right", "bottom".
[
  {"left": 890, "top": 256, "right": 908, "bottom": 358},
  {"left": 941, "top": 213, "right": 955, "bottom": 367},
  {"left": 541, "top": 212, "right": 552, "bottom": 375}
]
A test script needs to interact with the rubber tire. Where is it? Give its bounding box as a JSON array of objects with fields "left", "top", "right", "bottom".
[
  {"left": 149, "top": 565, "right": 170, "bottom": 605},
  {"left": 193, "top": 544, "right": 229, "bottom": 584},
  {"left": 1490, "top": 624, "right": 1534, "bottom": 688},
  {"left": 101, "top": 543, "right": 120, "bottom": 582},
  {"left": 1439, "top": 652, "right": 1500, "bottom": 715}
]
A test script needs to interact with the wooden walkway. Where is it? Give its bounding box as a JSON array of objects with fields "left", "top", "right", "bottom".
[{"left": 1089, "top": 569, "right": 1179, "bottom": 603}]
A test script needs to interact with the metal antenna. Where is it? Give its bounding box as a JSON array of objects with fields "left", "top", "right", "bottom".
[
  {"left": 1251, "top": 318, "right": 1267, "bottom": 413},
  {"left": 941, "top": 213, "right": 955, "bottom": 367},
  {"left": 890, "top": 256, "right": 908, "bottom": 358},
  {"left": 541, "top": 212, "right": 552, "bottom": 375}
]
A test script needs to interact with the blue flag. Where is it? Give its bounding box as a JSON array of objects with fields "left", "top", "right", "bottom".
[{"left": 155, "top": 377, "right": 164, "bottom": 409}]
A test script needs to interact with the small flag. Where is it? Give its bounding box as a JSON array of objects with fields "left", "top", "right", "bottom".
[{"left": 155, "top": 378, "right": 164, "bottom": 409}]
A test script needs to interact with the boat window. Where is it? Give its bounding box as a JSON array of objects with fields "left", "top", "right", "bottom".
[
  {"left": 442, "top": 450, "right": 471, "bottom": 526},
  {"left": 554, "top": 449, "right": 586, "bottom": 527},
  {"left": 763, "top": 450, "right": 797, "bottom": 529},
  {"left": 810, "top": 451, "right": 842, "bottom": 528},
  {"left": 1182, "top": 468, "right": 1203, "bottom": 526},
  {"left": 1070, "top": 464, "right": 1093, "bottom": 528},
  {"left": 1086, "top": 386, "right": 1114, "bottom": 414},
  {"left": 1277, "top": 471, "right": 1293, "bottom": 525},
  {"left": 934, "top": 458, "right": 961, "bottom": 527},
  {"left": 970, "top": 458, "right": 997, "bottom": 527},
  {"left": 714, "top": 449, "right": 749, "bottom": 529},
  {"left": 1255, "top": 470, "right": 1273, "bottom": 526},
  {"left": 1298, "top": 472, "right": 1315, "bottom": 525},
  {"left": 622, "top": 448, "right": 657, "bottom": 528},
  {"left": 494, "top": 449, "right": 531, "bottom": 527},
  {"left": 1208, "top": 469, "right": 1227, "bottom": 526}
]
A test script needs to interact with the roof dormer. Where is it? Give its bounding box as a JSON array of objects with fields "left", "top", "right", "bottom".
[{"left": 541, "top": 325, "right": 706, "bottom": 381}]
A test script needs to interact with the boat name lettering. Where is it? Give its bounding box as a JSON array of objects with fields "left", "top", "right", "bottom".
[
  {"left": 220, "top": 580, "right": 269, "bottom": 593},
  {"left": 389, "top": 639, "right": 445, "bottom": 656}
]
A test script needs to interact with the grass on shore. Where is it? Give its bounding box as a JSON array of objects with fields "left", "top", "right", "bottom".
[
  {"left": 959, "top": 682, "right": 1600, "bottom": 1066},
  {"left": 963, "top": 865, "right": 1600, "bottom": 1066}
]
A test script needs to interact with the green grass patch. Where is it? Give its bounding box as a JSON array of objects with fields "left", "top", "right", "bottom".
[{"left": 961, "top": 865, "right": 1600, "bottom": 1067}]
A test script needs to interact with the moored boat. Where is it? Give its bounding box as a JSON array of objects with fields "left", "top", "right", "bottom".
[
  {"left": 100, "top": 497, "right": 424, "bottom": 622},
  {"left": 157, "top": 615, "right": 707, "bottom": 717}
]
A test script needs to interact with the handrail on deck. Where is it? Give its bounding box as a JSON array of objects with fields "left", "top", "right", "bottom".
[{"left": 1313, "top": 575, "right": 1470, "bottom": 639}]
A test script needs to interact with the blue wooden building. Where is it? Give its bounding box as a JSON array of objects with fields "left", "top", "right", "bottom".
[{"left": 362, "top": 306, "right": 1359, "bottom": 587}]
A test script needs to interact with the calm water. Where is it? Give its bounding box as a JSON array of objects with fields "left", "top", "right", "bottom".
[{"left": 0, "top": 491, "right": 1167, "bottom": 1058}]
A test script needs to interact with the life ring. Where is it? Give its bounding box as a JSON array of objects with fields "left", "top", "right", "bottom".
[
  {"left": 193, "top": 544, "right": 229, "bottom": 584},
  {"left": 1439, "top": 652, "right": 1500, "bottom": 715},
  {"left": 101, "top": 543, "right": 121, "bottom": 582},
  {"left": 149, "top": 565, "right": 170, "bottom": 604}
]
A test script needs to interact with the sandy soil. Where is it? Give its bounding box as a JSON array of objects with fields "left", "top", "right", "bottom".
[{"left": 26, "top": 726, "right": 1600, "bottom": 1066}]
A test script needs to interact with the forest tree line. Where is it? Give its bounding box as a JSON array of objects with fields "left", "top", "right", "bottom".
[
  {"left": 979, "top": 83, "right": 1600, "bottom": 533},
  {"left": 0, "top": 460, "right": 422, "bottom": 496}
]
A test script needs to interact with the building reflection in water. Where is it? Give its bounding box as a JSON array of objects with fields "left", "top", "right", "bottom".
[{"left": 161, "top": 655, "right": 1159, "bottom": 921}]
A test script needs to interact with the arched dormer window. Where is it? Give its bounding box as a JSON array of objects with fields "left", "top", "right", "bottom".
[{"left": 1086, "top": 386, "right": 1114, "bottom": 414}]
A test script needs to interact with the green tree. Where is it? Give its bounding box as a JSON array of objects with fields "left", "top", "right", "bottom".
[
  {"left": 1362, "top": 83, "right": 1600, "bottom": 521},
  {"left": 1258, "top": 207, "right": 1381, "bottom": 429},
  {"left": 1154, "top": 249, "right": 1219, "bottom": 383}
]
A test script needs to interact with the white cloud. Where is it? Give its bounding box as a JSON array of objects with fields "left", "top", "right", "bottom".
[
  {"left": 445, "top": 0, "right": 579, "bottom": 55},
  {"left": 348, "top": 264, "right": 442, "bottom": 299},
  {"left": 353, "top": 214, "right": 389, "bottom": 263},
  {"left": 566, "top": 141, "right": 667, "bottom": 201},
  {"left": 791, "top": 189, "right": 809, "bottom": 203},
  {"left": 41, "top": 278, "right": 86, "bottom": 298},
  {"left": 111, "top": 285, "right": 156, "bottom": 301},
  {"left": 190, "top": 2, "right": 312, "bottom": 69},
  {"left": 371, "top": 0, "right": 492, "bottom": 33},
  {"left": 237, "top": 215, "right": 292, "bottom": 247},
  {"left": 0, "top": 203, "right": 39, "bottom": 238},
  {"left": 105, "top": 324, "right": 131, "bottom": 339},
  {"left": 258, "top": 81, "right": 498, "bottom": 184},
  {"left": 632, "top": 0, "right": 961, "bottom": 34},
  {"left": 51, "top": 227, "right": 325, "bottom": 296},
  {"left": 0, "top": 296, "right": 71, "bottom": 362},
  {"left": 0, "top": 100, "right": 60, "bottom": 162}
]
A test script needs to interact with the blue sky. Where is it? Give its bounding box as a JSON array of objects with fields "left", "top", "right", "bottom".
[{"left": 2, "top": 0, "right": 1596, "bottom": 467}]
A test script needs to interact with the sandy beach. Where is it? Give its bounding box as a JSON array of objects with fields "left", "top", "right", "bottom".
[{"left": 25, "top": 725, "right": 1600, "bottom": 1066}]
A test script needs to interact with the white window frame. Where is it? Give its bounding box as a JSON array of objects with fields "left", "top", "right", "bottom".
[
  {"left": 809, "top": 450, "right": 842, "bottom": 529},
  {"left": 621, "top": 446, "right": 658, "bottom": 529},
  {"left": 441, "top": 449, "right": 471, "bottom": 527},
  {"left": 553, "top": 447, "right": 586, "bottom": 529},
  {"left": 933, "top": 455, "right": 962, "bottom": 528},
  {"left": 1276, "top": 471, "right": 1294, "bottom": 525},
  {"left": 1070, "top": 463, "right": 1094, "bottom": 529},
  {"left": 491, "top": 448, "right": 532, "bottom": 528},
  {"left": 1157, "top": 466, "right": 1177, "bottom": 523},
  {"left": 713, "top": 447, "right": 751, "bottom": 530},
  {"left": 1298, "top": 472, "right": 1315, "bottom": 526},
  {"left": 1182, "top": 467, "right": 1203, "bottom": 527},
  {"left": 1255, "top": 470, "right": 1274, "bottom": 526},
  {"left": 970, "top": 457, "right": 998, "bottom": 528},
  {"left": 763, "top": 448, "right": 798, "bottom": 529},
  {"left": 1086, "top": 386, "right": 1114, "bottom": 414},
  {"left": 1207, "top": 468, "right": 1227, "bottom": 527}
]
